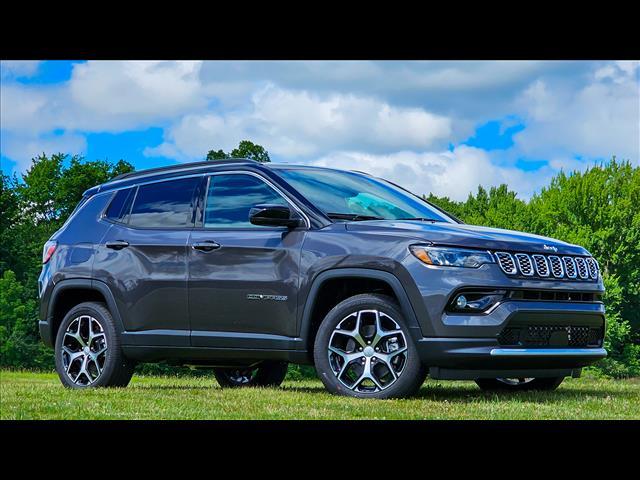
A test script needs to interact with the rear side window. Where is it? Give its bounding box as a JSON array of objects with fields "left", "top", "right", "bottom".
[
  {"left": 104, "top": 188, "right": 134, "bottom": 223},
  {"left": 129, "top": 177, "right": 200, "bottom": 228}
]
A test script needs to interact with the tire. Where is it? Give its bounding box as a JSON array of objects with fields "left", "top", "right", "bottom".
[
  {"left": 475, "top": 376, "right": 565, "bottom": 392},
  {"left": 213, "top": 361, "right": 289, "bottom": 388},
  {"left": 54, "top": 302, "right": 135, "bottom": 389},
  {"left": 314, "top": 293, "right": 426, "bottom": 399}
]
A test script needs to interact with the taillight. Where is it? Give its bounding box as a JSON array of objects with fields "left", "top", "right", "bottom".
[{"left": 42, "top": 240, "right": 57, "bottom": 264}]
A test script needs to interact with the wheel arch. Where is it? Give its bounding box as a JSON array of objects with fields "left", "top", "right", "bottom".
[
  {"left": 46, "top": 279, "right": 124, "bottom": 345},
  {"left": 298, "top": 268, "right": 423, "bottom": 354}
]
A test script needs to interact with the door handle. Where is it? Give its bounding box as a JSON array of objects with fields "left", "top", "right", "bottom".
[
  {"left": 105, "top": 240, "right": 129, "bottom": 250},
  {"left": 192, "top": 241, "right": 221, "bottom": 252}
]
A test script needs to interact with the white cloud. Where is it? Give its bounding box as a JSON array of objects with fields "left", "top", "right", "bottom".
[
  {"left": 310, "top": 145, "right": 551, "bottom": 201},
  {"left": 514, "top": 61, "right": 640, "bottom": 163},
  {"left": 1, "top": 61, "right": 209, "bottom": 134},
  {"left": 147, "top": 84, "right": 452, "bottom": 160},
  {"left": 1, "top": 131, "right": 87, "bottom": 172},
  {"left": 69, "top": 61, "right": 206, "bottom": 122},
  {"left": 0, "top": 61, "right": 41, "bottom": 79}
]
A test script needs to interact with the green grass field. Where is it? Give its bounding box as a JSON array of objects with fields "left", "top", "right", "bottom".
[{"left": 1, "top": 370, "right": 638, "bottom": 420}]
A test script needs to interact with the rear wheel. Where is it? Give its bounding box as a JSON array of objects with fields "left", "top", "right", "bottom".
[
  {"left": 213, "top": 361, "right": 288, "bottom": 388},
  {"left": 54, "top": 302, "right": 135, "bottom": 388},
  {"left": 475, "top": 376, "right": 564, "bottom": 391}
]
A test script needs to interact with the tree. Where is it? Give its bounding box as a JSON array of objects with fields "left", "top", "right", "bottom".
[{"left": 206, "top": 140, "right": 271, "bottom": 163}]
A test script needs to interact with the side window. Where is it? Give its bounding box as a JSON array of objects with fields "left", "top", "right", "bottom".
[
  {"left": 204, "top": 174, "right": 288, "bottom": 228},
  {"left": 129, "top": 177, "right": 200, "bottom": 228},
  {"left": 104, "top": 188, "right": 134, "bottom": 223}
]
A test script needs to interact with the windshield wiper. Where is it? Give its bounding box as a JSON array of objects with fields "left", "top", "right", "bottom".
[
  {"left": 395, "top": 217, "right": 441, "bottom": 222},
  {"left": 327, "top": 213, "right": 384, "bottom": 221}
]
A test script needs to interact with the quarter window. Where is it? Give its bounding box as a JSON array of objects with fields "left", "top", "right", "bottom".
[
  {"left": 104, "top": 188, "right": 134, "bottom": 223},
  {"left": 204, "top": 174, "right": 288, "bottom": 228},
  {"left": 129, "top": 177, "right": 200, "bottom": 228}
]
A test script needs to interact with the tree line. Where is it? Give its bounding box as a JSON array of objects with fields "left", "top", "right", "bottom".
[{"left": 1, "top": 145, "right": 638, "bottom": 377}]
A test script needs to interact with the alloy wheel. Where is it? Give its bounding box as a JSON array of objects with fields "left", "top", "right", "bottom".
[
  {"left": 327, "top": 309, "right": 408, "bottom": 393},
  {"left": 61, "top": 315, "right": 108, "bottom": 386}
]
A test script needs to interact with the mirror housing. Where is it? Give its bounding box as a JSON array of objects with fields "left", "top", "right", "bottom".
[{"left": 249, "top": 204, "right": 304, "bottom": 228}]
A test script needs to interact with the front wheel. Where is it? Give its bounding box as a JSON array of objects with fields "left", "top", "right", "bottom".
[
  {"left": 213, "top": 361, "right": 289, "bottom": 388},
  {"left": 314, "top": 294, "right": 426, "bottom": 399},
  {"left": 475, "top": 377, "right": 564, "bottom": 392}
]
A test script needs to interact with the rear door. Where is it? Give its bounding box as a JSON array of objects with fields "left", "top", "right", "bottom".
[
  {"left": 94, "top": 176, "right": 201, "bottom": 346},
  {"left": 188, "top": 172, "right": 306, "bottom": 348}
]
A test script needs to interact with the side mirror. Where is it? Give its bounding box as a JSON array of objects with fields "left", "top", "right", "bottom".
[{"left": 249, "top": 204, "right": 304, "bottom": 228}]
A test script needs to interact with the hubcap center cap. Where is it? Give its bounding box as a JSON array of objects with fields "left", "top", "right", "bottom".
[
  {"left": 83, "top": 346, "right": 91, "bottom": 355},
  {"left": 363, "top": 346, "right": 375, "bottom": 357}
]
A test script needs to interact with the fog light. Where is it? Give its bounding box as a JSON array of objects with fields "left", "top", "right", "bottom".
[{"left": 456, "top": 295, "right": 467, "bottom": 309}]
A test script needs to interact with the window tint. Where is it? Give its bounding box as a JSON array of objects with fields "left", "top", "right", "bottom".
[
  {"left": 204, "top": 174, "right": 288, "bottom": 228},
  {"left": 129, "top": 177, "right": 199, "bottom": 228},
  {"left": 104, "top": 188, "right": 134, "bottom": 223}
]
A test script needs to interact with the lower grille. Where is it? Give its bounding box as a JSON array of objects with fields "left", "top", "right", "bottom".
[{"left": 498, "top": 325, "right": 603, "bottom": 348}]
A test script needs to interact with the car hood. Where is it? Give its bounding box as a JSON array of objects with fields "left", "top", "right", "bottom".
[{"left": 345, "top": 220, "right": 589, "bottom": 255}]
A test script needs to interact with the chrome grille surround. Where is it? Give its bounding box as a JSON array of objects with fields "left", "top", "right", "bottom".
[
  {"left": 563, "top": 256, "right": 577, "bottom": 278},
  {"left": 514, "top": 253, "right": 534, "bottom": 276},
  {"left": 495, "top": 252, "right": 517, "bottom": 274},
  {"left": 575, "top": 257, "right": 589, "bottom": 279},
  {"left": 493, "top": 251, "right": 599, "bottom": 281},
  {"left": 548, "top": 255, "right": 564, "bottom": 278},
  {"left": 532, "top": 254, "right": 550, "bottom": 277}
]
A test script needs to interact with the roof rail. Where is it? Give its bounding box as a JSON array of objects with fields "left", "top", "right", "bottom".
[{"left": 107, "top": 158, "right": 260, "bottom": 183}]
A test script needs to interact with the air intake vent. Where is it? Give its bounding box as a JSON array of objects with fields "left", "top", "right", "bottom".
[
  {"left": 515, "top": 254, "right": 533, "bottom": 276},
  {"left": 575, "top": 257, "right": 589, "bottom": 279},
  {"left": 495, "top": 252, "right": 517, "bottom": 274},
  {"left": 532, "top": 254, "right": 550, "bottom": 277},
  {"left": 548, "top": 256, "right": 564, "bottom": 278},
  {"left": 586, "top": 258, "right": 599, "bottom": 279},
  {"left": 563, "top": 257, "right": 577, "bottom": 278},
  {"left": 493, "top": 251, "right": 599, "bottom": 281}
]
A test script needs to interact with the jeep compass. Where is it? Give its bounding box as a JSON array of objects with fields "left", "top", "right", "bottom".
[{"left": 38, "top": 159, "right": 606, "bottom": 398}]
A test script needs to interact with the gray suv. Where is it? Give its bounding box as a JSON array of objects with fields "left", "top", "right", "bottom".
[{"left": 38, "top": 159, "right": 606, "bottom": 398}]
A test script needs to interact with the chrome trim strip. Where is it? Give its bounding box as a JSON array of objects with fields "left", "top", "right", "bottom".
[{"left": 490, "top": 348, "right": 607, "bottom": 357}]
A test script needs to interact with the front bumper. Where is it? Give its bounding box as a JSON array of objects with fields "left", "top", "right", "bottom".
[{"left": 416, "top": 337, "right": 607, "bottom": 379}]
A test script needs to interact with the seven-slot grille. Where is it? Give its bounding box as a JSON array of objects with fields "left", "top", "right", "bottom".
[{"left": 494, "top": 252, "right": 599, "bottom": 281}]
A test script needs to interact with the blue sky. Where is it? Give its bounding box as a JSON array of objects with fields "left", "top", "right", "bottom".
[{"left": 1, "top": 60, "right": 638, "bottom": 200}]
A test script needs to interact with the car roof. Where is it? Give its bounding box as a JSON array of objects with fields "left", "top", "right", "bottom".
[{"left": 84, "top": 160, "right": 359, "bottom": 197}]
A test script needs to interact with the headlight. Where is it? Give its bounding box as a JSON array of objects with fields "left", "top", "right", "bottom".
[{"left": 410, "top": 245, "right": 494, "bottom": 268}]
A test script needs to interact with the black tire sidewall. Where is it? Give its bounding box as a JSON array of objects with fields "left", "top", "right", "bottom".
[
  {"left": 314, "top": 294, "right": 425, "bottom": 399},
  {"left": 54, "top": 302, "right": 130, "bottom": 389}
]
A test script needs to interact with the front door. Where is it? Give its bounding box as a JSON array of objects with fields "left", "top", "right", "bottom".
[{"left": 188, "top": 172, "right": 306, "bottom": 348}]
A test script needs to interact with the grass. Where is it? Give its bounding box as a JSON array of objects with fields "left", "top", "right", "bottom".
[{"left": 1, "top": 369, "right": 639, "bottom": 420}]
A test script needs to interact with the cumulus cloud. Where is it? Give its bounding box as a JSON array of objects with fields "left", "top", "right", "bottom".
[
  {"left": 1, "top": 61, "right": 209, "bottom": 134},
  {"left": 310, "top": 145, "right": 552, "bottom": 201},
  {"left": 514, "top": 61, "right": 639, "bottom": 163},
  {"left": 1, "top": 131, "right": 87, "bottom": 172},
  {"left": 0, "top": 60, "right": 41, "bottom": 79},
  {"left": 146, "top": 84, "right": 452, "bottom": 160}
]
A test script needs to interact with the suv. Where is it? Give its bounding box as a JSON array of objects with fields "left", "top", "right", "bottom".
[{"left": 38, "top": 159, "right": 606, "bottom": 398}]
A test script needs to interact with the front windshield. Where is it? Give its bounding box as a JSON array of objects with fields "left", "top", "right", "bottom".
[{"left": 276, "top": 167, "right": 455, "bottom": 223}]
